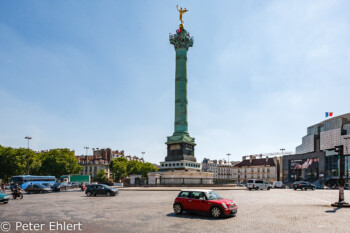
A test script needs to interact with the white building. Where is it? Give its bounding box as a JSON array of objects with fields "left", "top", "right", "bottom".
[
  {"left": 232, "top": 155, "right": 279, "bottom": 183},
  {"left": 202, "top": 158, "right": 239, "bottom": 179}
]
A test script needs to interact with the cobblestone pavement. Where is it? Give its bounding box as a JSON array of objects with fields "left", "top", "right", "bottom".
[{"left": 0, "top": 189, "right": 349, "bottom": 233}]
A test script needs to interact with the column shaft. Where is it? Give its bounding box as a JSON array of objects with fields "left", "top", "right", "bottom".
[{"left": 174, "top": 48, "right": 188, "bottom": 134}]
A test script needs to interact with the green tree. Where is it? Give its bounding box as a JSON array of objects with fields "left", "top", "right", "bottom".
[
  {"left": 127, "top": 160, "right": 143, "bottom": 175},
  {"left": 140, "top": 162, "right": 158, "bottom": 178},
  {"left": 110, "top": 157, "right": 128, "bottom": 182},
  {"left": 95, "top": 169, "right": 108, "bottom": 183},
  {"left": 0, "top": 145, "right": 38, "bottom": 182},
  {"left": 38, "top": 149, "right": 82, "bottom": 178}
]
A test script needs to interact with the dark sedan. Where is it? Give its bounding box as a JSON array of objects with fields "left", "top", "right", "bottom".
[
  {"left": 293, "top": 181, "right": 315, "bottom": 191},
  {"left": 85, "top": 184, "right": 118, "bottom": 197},
  {"left": 25, "top": 184, "right": 52, "bottom": 194},
  {"left": 52, "top": 183, "right": 68, "bottom": 192}
]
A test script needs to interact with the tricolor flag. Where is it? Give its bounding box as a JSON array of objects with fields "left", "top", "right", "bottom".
[{"left": 325, "top": 112, "right": 333, "bottom": 118}]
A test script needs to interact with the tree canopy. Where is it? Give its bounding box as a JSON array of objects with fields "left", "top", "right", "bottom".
[
  {"left": 0, "top": 145, "right": 81, "bottom": 182},
  {"left": 95, "top": 169, "right": 109, "bottom": 183},
  {"left": 109, "top": 157, "right": 158, "bottom": 182}
]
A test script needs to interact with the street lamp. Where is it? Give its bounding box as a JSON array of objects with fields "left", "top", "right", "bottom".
[
  {"left": 25, "top": 136, "right": 32, "bottom": 174},
  {"left": 84, "top": 147, "right": 89, "bottom": 156},
  {"left": 141, "top": 152, "right": 145, "bottom": 161},
  {"left": 226, "top": 153, "right": 231, "bottom": 179},
  {"left": 280, "top": 148, "right": 285, "bottom": 156}
]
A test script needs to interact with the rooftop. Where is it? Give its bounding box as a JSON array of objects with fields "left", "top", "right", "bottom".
[{"left": 235, "top": 158, "right": 276, "bottom": 167}]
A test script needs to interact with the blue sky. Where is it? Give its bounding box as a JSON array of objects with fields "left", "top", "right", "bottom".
[{"left": 1, "top": 1, "right": 350, "bottom": 164}]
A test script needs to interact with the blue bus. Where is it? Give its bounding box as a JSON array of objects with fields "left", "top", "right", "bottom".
[{"left": 10, "top": 175, "right": 56, "bottom": 189}]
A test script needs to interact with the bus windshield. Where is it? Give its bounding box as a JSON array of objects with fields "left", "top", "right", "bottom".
[{"left": 10, "top": 177, "right": 24, "bottom": 185}]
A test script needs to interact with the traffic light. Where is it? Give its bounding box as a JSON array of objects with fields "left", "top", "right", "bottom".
[{"left": 335, "top": 145, "right": 344, "bottom": 158}]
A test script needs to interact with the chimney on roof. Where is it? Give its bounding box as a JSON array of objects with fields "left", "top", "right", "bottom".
[
  {"left": 250, "top": 156, "right": 253, "bottom": 163},
  {"left": 266, "top": 156, "right": 269, "bottom": 162}
]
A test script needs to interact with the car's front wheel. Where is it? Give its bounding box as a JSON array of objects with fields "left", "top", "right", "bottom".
[
  {"left": 267, "top": 187, "right": 271, "bottom": 190},
  {"left": 255, "top": 187, "right": 259, "bottom": 190},
  {"left": 173, "top": 203, "right": 183, "bottom": 214},
  {"left": 210, "top": 206, "right": 222, "bottom": 218}
]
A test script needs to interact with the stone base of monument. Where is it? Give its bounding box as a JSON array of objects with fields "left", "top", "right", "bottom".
[
  {"left": 159, "top": 160, "right": 201, "bottom": 171},
  {"left": 148, "top": 170, "right": 213, "bottom": 186}
]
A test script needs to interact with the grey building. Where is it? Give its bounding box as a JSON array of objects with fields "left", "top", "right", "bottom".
[
  {"left": 291, "top": 113, "right": 350, "bottom": 185},
  {"left": 296, "top": 113, "right": 350, "bottom": 154}
]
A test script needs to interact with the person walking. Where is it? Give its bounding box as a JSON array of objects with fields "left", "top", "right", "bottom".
[{"left": 0, "top": 183, "right": 5, "bottom": 193}]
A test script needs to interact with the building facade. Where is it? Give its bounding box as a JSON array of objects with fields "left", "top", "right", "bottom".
[
  {"left": 291, "top": 113, "right": 350, "bottom": 185},
  {"left": 232, "top": 155, "right": 278, "bottom": 183},
  {"left": 202, "top": 159, "right": 239, "bottom": 179},
  {"left": 282, "top": 151, "right": 326, "bottom": 184},
  {"left": 77, "top": 148, "right": 144, "bottom": 180}
]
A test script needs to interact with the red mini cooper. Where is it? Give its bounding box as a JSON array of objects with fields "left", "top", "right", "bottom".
[{"left": 173, "top": 189, "right": 238, "bottom": 218}]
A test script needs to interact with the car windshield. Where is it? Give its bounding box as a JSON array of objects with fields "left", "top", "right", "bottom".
[
  {"left": 206, "top": 191, "right": 222, "bottom": 200},
  {"left": 100, "top": 184, "right": 110, "bottom": 189}
]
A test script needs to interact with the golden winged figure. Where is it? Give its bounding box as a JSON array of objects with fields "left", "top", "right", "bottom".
[{"left": 177, "top": 5, "right": 188, "bottom": 25}]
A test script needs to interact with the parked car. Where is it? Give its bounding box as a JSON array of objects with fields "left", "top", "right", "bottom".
[
  {"left": 0, "top": 191, "right": 9, "bottom": 204},
  {"left": 173, "top": 189, "right": 238, "bottom": 218},
  {"left": 85, "top": 184, "right": 119, "bottom": 197},
  {"left": 293, "top": 181, "right": 315, "bottom": 191},
  {"left": 272, "top": 181, "right": 283, "bottom": 188},
  {"left": 247, "top": 179, "right": 271, "bottom": 190},
  {"left": 25, "top": 184, "right": 52, "bottom": 194},
  {"left": 52, "top": 183, "right": 68, "bottom": 192}
]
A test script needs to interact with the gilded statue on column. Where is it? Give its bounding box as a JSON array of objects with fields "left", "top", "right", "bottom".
[{"left": 177, "top": 5, "right": 188, "bottom": 27}]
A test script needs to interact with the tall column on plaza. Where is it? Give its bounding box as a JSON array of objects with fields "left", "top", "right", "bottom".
[
  {"left": 172, "top": 27, "right": 192, "bottom": 135},
  {"left": 165, "top": 7, "right": 196, "bottom": 163}
]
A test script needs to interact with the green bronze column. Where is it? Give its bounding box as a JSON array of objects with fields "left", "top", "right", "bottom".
[
  {"left": 173, "top": 31, "right": 191, "bottom": 134},
  {"left": 165, "top": 26, "right": 196, "bottom": 162}
]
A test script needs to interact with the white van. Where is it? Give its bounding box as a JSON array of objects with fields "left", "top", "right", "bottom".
[
  {"left": 272, "top": 181, "right": 283, "bottom": 188},
  {"left": 247, "top": 179, "right": 271, "bottom": 190}
]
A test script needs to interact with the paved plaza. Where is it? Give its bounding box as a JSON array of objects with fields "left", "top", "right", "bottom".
[{"left": 0, "top": 188, "right": 349, "bottom": 233}]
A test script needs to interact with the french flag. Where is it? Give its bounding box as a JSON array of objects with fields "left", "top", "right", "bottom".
[{"left": 325, "top": 112, "right": 333, "bottom": 117}]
